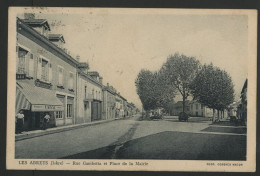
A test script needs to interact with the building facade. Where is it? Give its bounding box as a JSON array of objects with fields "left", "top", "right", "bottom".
[
  {"left": 16, "top": 15, "right": 78, "bottom": 130},
  {"left": 76, "top": 69, "right": 103, "bottom": 123},
  {"left": 103, "top": 83, "right": 116, "bottom": 120},
  {"left": 15, "top": 13, "right": 137, "bottom": 132}
]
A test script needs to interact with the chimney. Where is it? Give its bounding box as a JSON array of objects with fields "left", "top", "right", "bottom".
[
  {"left": 99, "top": 77, "right": 103, "bottom": 84},
  {"left": 24, "top": 13, "right": 35, "bottom": 20},
  {"left": 107, "top": 83, "right": 109, "bottom": 87},
  {"left": 76, "top": 55, "right": 80, "bottom": 62}
]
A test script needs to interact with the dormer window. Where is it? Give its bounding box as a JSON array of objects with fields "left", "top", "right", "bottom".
[
  {"left": 22, "top": 14, "right": 50, "bottom": 37},
  {"left": 48, "top": 34, "right": 66, "bottom": 48}
]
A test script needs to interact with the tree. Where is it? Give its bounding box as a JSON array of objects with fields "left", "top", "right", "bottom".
[
  {"left": 190, "top": 63, "right": 235, "bottom": 121},
  {"left": 135, "top": 69, "right": 156, "bottom": 111},
  {"left": 135, "top": 69, "right": 176, "bottom": 115},
  {"left": 161, "top": 53, "right": 200, "bottom": 113}
]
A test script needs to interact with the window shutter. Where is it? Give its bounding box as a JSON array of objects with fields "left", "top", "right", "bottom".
[
  {"left": 25, "top": 52, "right": 30, "bottom": 75},
  {"left": 29, "top": 53, "right": 34, "bottom": 77},
  {"left": 49, "top": 63, "right": 52, "bottom": 82},
  {"left": 16, "top": 46, "right": 19, "bottom": 73},
  {"left": 37, "top": 58, "right": 42, "bottom": 79}
]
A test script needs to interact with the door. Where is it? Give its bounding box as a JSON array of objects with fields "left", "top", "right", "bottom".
[{"left": 84, "top": 102, "right": 88, "bottom": 122}]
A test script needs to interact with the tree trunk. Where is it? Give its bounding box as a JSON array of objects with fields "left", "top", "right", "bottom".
[
  {"left": 213, "top": 109, "right": 215, "bottom": 122},
  {"left": 182, "top": 88, "right": 185, "bottom": 113},
  {"left": 217, "top": 110, "right": 219, "bottom": 121}
]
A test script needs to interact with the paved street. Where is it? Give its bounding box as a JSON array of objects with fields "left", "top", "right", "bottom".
[{"left": 15, "top": 114, "right": 246, "bottom": 160}]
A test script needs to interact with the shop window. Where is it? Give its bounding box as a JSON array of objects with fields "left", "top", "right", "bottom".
[
  {"left": 67, "top": 104, "right": 73, "bottom": 118},
  {"left": 55, "top": 111, "right": 63, "bottom": 119}
]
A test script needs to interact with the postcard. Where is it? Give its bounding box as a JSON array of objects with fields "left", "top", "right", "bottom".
[{"left": 7, "top": 7, "right": 257, "bottom": 172}]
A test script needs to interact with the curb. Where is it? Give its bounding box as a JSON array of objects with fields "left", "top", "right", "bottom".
[{"left": 15, "top": 119, "right": 115, "bottom": 141}]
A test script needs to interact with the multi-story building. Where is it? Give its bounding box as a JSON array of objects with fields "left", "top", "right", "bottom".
[
  {"left": 115, "top": 93, "right": 125, "bottom": 118},
  {"left": 16, "top": 14, "right": 78, "bottom": 130},
  {"left": 76, "top": 68, "right": 103, "bottom": 123},
  {"left": 103, "top": 83, "right": 116, "bottom": 120},
  {"left": 15, "top": 13, "right": 137, "bottom": 131}
]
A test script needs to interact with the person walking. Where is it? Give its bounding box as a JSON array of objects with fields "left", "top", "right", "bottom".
[
  {"left": 42, "top": 113, "right": 50, "bottom": 130},
  {"left": 16, "top": 110, "right": 24, "bottom": 134}
]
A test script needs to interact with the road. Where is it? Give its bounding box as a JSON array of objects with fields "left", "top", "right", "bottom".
[{"left": 15, "top": 114, "right": 246, "bottom": 160}]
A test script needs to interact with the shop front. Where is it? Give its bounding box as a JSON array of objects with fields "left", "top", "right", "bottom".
[{"left": 16, "top": 81, "right": 64, "bottom": 131}]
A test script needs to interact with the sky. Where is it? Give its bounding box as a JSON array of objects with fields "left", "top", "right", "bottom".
[{"left": 18, "top": 9, "right": 248, "bottom": 109}]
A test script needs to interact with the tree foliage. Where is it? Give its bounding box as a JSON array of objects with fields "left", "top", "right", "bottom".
[
  {"left": 135, "top": 69, "right": 176, "bottom": 111},
  {"left": 190, "top": 63, "right": 235, "bottom": 113},
  {"left": 161, "top": 53, "right": 200, "bottom": 113}
]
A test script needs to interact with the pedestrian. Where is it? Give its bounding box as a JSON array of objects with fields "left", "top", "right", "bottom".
[
  {"left": 16, "top": 110, "right": 24, "bottom": 134},
  {"left": 42, "top": 112, "right": 50, "bottom": 130}
]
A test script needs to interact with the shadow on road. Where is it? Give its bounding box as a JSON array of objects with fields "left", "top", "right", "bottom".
[
  {"left": 61, "top": 131, "right": 246, "bottom": 160},
  {"left": 202, "top": 126, "right": 247, "bottom": 134}
]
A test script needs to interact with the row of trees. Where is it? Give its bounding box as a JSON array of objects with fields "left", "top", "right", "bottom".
[{"left": 135, "top": 53, "right": 235, "bottom": 121}]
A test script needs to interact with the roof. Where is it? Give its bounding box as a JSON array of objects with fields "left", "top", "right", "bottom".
[
  {"left": 48, "top": 34, "right": 65, "bottom": 43},
  {"left": 88, "top": 71, "right": 100, "bottom": 77},
  {"left": 78, "top": 70, "right": 103, "bottom": 88},
  {"left": 17, "top": 18, "right": 79, "bottom": 66},
  {"left": 17, "top": 80, "right": 62, "bottom": 106},
  {"left": 22, "top": 19, "right": 50, "bottom": 31},
  {"left": 103, "top": 86, "right": 116, "bottom": 95}
]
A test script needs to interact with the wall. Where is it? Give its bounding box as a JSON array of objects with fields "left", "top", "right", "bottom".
[
  {"left": 17, "top": 26, "right": 77, "bottom": 127},
  {"left": 76, "top": 74, "right": 103, "bottom": 123}
]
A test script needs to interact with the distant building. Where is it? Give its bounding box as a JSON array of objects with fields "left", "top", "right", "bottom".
[
  {"left": 103, "top": 83, "right": 116, "bottom": 120},
  {"left": 170, "top": 101, "right": 190, "bottom": 116}
]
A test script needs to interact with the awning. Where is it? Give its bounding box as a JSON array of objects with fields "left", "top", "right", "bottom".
[
  {"left": 16, "top": 81, "right": 64, "bottom": 113},
  {"left": 16, "top": 86, "right": 31, "bottom": 114}
]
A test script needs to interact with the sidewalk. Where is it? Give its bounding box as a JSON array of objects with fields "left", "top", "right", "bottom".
[{"left": 15, "top": 119, "right": 116, "bottom": 141}]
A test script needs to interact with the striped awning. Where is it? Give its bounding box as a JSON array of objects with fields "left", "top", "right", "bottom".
[
  {"left": 16, "top": 86, "right": 31, "bottom": 114},
  {"left": 16, "top": 81, "right": 64, "bottom": 113}
]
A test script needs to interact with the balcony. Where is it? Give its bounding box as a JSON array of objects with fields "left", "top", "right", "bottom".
[
  {"left": 84, "top": 93, "right": 94, "bottom": 101},
  {"left": 16, "top": 73, "right": 26, "bottom": 80},
  {"left": 35, "top": 79, "right": 52, "bottom": 89}
]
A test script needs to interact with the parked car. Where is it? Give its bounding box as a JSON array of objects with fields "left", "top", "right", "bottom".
[
  {"left": 150, "top": 113, "right": 163, "bottom": 120},
  {"left": 178, "top": 112, "right": 189, "bottom": 122}
]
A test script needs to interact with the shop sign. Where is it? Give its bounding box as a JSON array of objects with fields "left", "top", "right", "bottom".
[{"left": 31, "top": 105, "right": 64, "bottom": 112}]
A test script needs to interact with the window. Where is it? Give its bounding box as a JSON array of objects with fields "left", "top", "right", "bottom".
[
  {"left": 17, "top": 47, "right": 28, "bottom": 74},
  {"left": 69, "top": 72, "right": 74, "bottom": 89},
  {"left": 96, "top": 91, "right": 97, "bottom": 99},
  {"left": 55, "top": 111, "right": 63, "bottom": 119},
  {"left": 28, "top": 53, "right": 34, "bottom": 77},
  {"left": 67, "top": 104, "right": 73, "bottom": 118},
  {"left": 92, "top": 89, "right": 94, "bottom": 95},
  {"left": 58, "top": 66, "right": 64, "bottom": 85},
  {"left": 99, "top": 91, "right": 101, "bottom": 100},
  {"left": 41, "top": 59, "right": 48, "bottom": 81},
  {"left": 201, "top": 105, "right": 203, "bottom": 109},
  {"left": 84, "top": 86, "right": 87, "bottom": 99},
  {"left": 196, "top": 104, "right": 198, "bottom": 110}
]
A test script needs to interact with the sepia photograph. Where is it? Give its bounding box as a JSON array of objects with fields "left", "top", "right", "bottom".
[{"left": 6, "top": 7, "right": 257, "bottom": 171}]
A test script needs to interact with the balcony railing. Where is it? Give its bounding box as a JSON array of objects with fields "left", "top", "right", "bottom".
[
  {"left": 16, "top": 73, "right": 26, "bottom": 80},
  {"left": 84, "top": 93, "right": 94, "bottom": 101},
  {"left": 35, "top": 79, "right": 52, "bottom": 89}
]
